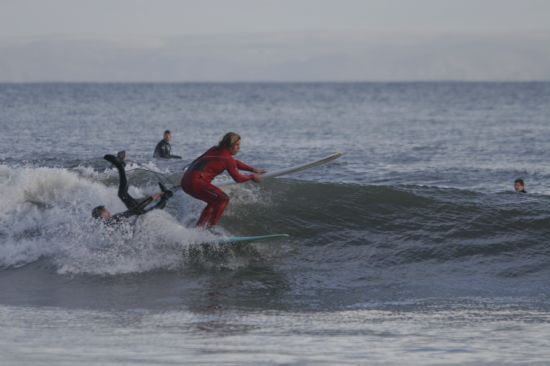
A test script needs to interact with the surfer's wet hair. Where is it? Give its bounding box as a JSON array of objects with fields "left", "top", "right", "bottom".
[
  {"left": 218, "top": 132, "right": 241, "bottom": 150},
  {"left": 164, "top": 130, "right": 171, "bottom": 135},
  {"left": 514, "top": 178, "right": 524, "bottom": 185},
  {"left": 91, "top": 205, "right": 106, "bottom": 219}
]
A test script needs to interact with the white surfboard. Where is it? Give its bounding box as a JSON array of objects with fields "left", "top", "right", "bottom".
[{"left": 218, "top": 152, "right": 343, "bottom": 187}]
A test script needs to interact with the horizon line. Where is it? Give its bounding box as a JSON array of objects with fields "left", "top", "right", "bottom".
[{"left": 1, "top": 80, "right": 549, "bottom": 84}]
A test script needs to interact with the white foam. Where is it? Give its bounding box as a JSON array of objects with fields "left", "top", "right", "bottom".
[{"left": 0, "top": 165, "right": 226, "bottom": 274}]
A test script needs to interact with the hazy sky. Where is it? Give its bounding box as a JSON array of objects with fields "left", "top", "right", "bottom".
[
  {"left": 1, "top": 0, "right": 549, "bottom": 81},
  {"left": 2, "top": 0, "right": 550, "bottom": 37}
]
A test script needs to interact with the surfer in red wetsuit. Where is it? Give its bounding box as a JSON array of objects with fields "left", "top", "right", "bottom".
[{"left": 181, "top": 132, "right": 264, "bottom": 228}]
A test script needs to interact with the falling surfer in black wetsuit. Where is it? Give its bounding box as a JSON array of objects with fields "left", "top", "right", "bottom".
[
  {"left": 92, "top": 151, "right": 174, "bottom": 225},
  {"left": 153, "top": 130, "right": 182, "bottom": 159}
]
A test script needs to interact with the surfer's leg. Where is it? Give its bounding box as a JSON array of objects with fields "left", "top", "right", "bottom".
[
  {"left": 191, "top": 183, "right": 229, "bottom": 228},
  {"left": 104, "top": 154, "right": 138, "bottom": 209},
  {"left": 197, "top": 204, "right": 214, "bottom": 227},
  {"left": 181, "top": 174, "right": 229, "bottom": 228},
  {"left": 195, "top": 183, "right": 229, "bottom": 228},
  {"left": 207, "top": 192, "right": 229, "bottom": 227}
]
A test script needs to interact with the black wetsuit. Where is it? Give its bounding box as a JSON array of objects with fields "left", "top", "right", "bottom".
[
  {"left": 104, "top": 154, "right": 172, "bottom": 224},
  {"left": 153, "top": 139, "right": 181, "bottom": 159}
]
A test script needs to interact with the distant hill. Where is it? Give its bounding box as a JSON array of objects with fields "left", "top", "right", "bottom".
[{"left": 1, "top": 31, "right": 549, "bottom": 82}]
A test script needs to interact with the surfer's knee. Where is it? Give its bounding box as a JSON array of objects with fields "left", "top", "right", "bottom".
[
  {"left": 219, "top": 192, "right": 229, "bottom": 205},
  {"left": 214, "top": 192, "right": 229, "bottom": 212}
]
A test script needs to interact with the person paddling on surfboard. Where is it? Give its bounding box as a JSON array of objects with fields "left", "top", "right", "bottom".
[
  {"left": 181, "top": 132, "right": 264, "bottom": 228},
  {"left": 92, "top": 151, "right": 173, "bottom": 225}
]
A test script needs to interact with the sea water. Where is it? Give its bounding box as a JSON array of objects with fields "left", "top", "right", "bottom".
[{"left": 1, "top": 82, "right": 550, "bottom": 365}]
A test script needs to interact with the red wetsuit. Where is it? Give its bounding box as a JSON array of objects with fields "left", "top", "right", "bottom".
[{"left": 181, "top": 146, "right": 255, "bottom": 227}]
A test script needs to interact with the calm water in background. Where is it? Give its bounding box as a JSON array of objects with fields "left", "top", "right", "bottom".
[{"left": 1, "top": 82, "right": 550, "bottom": 365}]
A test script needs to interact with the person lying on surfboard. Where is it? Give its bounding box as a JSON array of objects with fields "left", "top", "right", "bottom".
[
  {"left": 92, "top": 151, "right": 173, "bottom": 225},
  {"left": 181, "top": 132, "right": 264, "bottom": 228}
]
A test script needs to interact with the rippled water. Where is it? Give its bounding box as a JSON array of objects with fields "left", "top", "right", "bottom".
[{"left": 1, "top": 82, "right": 550, "bottom": 364}]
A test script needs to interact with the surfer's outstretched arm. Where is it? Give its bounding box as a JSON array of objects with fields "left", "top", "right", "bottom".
[
  {"left": 236, "top": 159, "right": 265, "bottom": 174},
  {"left": 137, "top": 183, "right": 174, "bottom": 213},
  {"left": 235, "top": 159, "right": 255, "bottom": 172},
  {"left": 107, "top": 187, "right": 173, "bottom": 223},
  {"left": 227, "top": 160, "right": 255, "bottom": 183},
  {"left": 104, "top": 154, "right": 139, "bottom": 209}
]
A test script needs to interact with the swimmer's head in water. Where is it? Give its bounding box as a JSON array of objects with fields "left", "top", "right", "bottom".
[
  {"left": 514, "top": 178, "right": 525, "bottom": 193},
  {"left": 218, "top": 132, "right": 241, "bottom": 154},
  {"left": 92, "top": 205, "right": 111, "bottom": 220}
]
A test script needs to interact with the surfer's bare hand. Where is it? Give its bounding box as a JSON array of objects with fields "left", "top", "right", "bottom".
[
  {"left": 152, "top": 193, "right": 162, "bottom": 201},
  {"left": 251, "top": 174, "right": 262, "bottom": 183}
]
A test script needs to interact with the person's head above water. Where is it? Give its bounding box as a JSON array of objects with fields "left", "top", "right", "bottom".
[
  {"left": 92, "top": 205, "right": 111, "bottom": 220},
  {"left": 218, "top": 132, "right": 241, "bottom": 155},
  {"left": 163, "top": 130, "right": 172, "bottom": 143},
  {"left": 514, "top": 178, "right": 526, "bottom": 193}
]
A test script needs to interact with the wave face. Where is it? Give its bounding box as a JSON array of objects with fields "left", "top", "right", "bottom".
[
  {"left": 224, "top": 179, "right": 550, "bottom": 305},
  {"left": 1, "top": 82, "right": 550, "bottom": 312},
  {"left": 1, "top": 164, "right": 550, "bottom": 311}
]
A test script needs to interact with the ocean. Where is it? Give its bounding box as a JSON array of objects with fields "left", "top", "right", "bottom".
[{"left": 1, "top": 82, "right": 550, "bottom": 365}]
